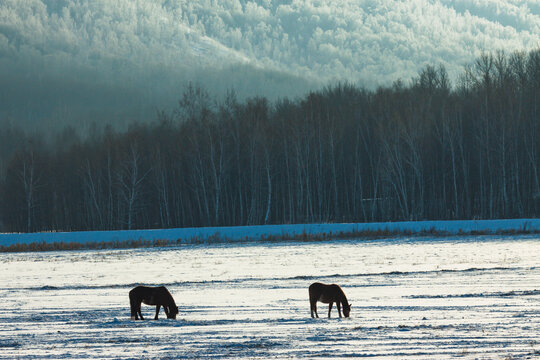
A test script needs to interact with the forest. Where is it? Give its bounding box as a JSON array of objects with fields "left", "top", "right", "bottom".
[{"left": 0, "top": 49, "right": 539, "bottom": 233}]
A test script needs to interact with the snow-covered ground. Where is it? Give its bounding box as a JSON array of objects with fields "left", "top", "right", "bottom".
[
  {"left": 1, "top": 235, "right": 539, "bottom": 359},
  {"left": 1, "top": 219, "right": 539, "bottom": 247}
]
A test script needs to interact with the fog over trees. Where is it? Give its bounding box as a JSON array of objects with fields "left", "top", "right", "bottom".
[
  {"left": 1, "top": 50, "right": 539, "bottom": 233},
  {"left": 2, "top": 0, "right": 538, "bottom": 130}
]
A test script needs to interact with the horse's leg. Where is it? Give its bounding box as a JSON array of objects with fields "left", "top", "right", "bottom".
[
  {"left": 138, "top": 305, "right": 144, "bottom": 320},
  {"left": 309, "top": 291, "right": 319, "bottom": 318},
  {"left": 310, "top": 300, "right": 318, "bottom": 318},
  {"left": 337, "top": 302, "right": 342, "bottom": 318},
  {"left": 130, "top": 302, "right": 138, "bottom": 320},
  {"left": 164, "top": 306, "right": 170, "bottom": 318},
  {"left": 154, "top": 305, "right": 160, "bottom": 320},
  {"left": 130, "top": 294, "right": 139, "bottom": 320},
  {"left": 328, "top": 302, "right": 333, "bottom": 318}
]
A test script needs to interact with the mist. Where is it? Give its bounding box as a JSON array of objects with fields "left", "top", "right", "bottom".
[{"left": 1, "top": 0, "right": 539, "bottom": 131}]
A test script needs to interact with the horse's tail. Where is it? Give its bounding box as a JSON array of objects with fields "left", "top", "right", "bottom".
[
  {"left": 308, "top": 282, "right": 321, "bottom": 302},
  {"left": 129, "top": 289, "right": 138, "bottom": 320}
]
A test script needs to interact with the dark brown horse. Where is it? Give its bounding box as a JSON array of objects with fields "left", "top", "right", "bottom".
[
  {"left": 129, "top": 286, "right": 179, "bottom": 320},
  {"left": 309, "top": 282, "right": 351, "bottom": 318}
]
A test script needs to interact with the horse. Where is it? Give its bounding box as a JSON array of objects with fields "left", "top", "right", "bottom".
[
  {"left": 129, "top": 285, "right": 179, "bottom": 320},
  {"left": 309, "top": 282, "right": 351, "bottom": 318}
]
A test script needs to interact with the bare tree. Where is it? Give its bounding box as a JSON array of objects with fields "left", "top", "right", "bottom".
[
  {"left": 116, "top": 144, "right": 149, "bottom": 230},
  {"left": 18, "top": 150, "right": 41, "bottom": 232}
]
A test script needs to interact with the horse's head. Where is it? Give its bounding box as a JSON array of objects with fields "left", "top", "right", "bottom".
[
  {"left": 343, "top": 303, "right": 351, "bottom": 318},
  {"left": 167, "top": 306, "right": 179, "bottom": 319}
]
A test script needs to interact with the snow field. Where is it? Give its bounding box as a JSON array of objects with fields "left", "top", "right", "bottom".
[{"left": 1, "top": 236, "right": 539, "bottom": 358}]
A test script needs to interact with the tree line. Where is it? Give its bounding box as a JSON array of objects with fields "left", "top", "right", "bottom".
[{"left": 1, "top": 50, "right": 539, "bottom": 233}]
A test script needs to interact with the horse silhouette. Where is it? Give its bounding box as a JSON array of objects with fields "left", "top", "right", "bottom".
[
  {"left": 129, "top": 286, "right": 179, "bottom": 320},
  {"left": 309, "top": 282, "right": 351, "bottom": 318}
]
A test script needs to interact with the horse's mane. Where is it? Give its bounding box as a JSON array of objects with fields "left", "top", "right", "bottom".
[
  {"left": 161, "top": 286, "right": 177, "bottom": 307},
  {"left": 336, "top": 285, "right": 348, "bottom": 304}
]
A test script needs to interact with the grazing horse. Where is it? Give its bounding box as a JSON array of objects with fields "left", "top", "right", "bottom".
[
  {"left": 309, "top": 282, "right": 351, "bottom": 318},
  {"left": 129, "top": 286, "right": 179, "bottom": 320}
]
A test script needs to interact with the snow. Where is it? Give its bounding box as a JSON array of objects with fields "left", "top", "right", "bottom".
[
  {"left": 1, "top": 235, "right": 539, "bottom": 358},
  {"left": 1, "top": 218, "right": 539, "bottom": 247}
]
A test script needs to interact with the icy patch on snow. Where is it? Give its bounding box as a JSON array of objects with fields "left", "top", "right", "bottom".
[{"left": 1, "top": 219, "right": 539, "bottom": 249}]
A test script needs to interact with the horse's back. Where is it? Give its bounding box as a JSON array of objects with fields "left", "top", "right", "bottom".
[
  {"left": 309, "top": 282, "right": 340, "bottom": 292},
  {"left": 129, "top": 285, "right": 145, "bottom": 297},
  {"left": 309, "top": 282, "right": 343, "bottom": 302},
  {"left": 309, "top": 282, "right": 324, "bottom": 292},
  {"left": 157, "top": 286, "right": 170, "bottom": 295},
  {"left": 130, "top": 286, "right": 161, "bottom": 301},
  {"left": 130, "top": 285, "right": 154, "bottom": 294}
]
